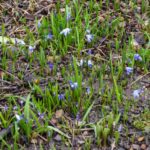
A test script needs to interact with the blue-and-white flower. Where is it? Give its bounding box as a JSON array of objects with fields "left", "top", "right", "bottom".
[
  {"left": 58, "top": 94, "right": 65, "bottom": 100},
  {"left": 15, "top": 114, "right": 23, "bottom": 121},
  {"left": 88, "top": 60, "right": 93, "bottom": 68},
  {"left": 88, "top": 49, "right": 92, "bottom": 55},
  {"left": 86, "top": 34, "right": 94, "bottom": 43},
  {"left": 15, "top": 38, "right": 25, "bottom": 45},
  {"left": 134, "top": 54, "right": 142, "bottom": 61},
  {"left": 132, "top": 89, "right": 142, "bottom": 99},
  {"left": 69, "top": 81, "right": 78, "bottom": 90},
  {"left": 13, "top": 106, "right": 18, "bottom": 110},
  {"left": 86, "top": 87, "right": 90, "bottom": 94},
  {"left": 60, "top": 28, "right": 71, "bottom": 36},
  {"left": 79, "top": 59, "right": 84, "bottom": 67},
  {"left": 66, "top": 12, "right": 71, "bottom": 21},
  {"left": 125, "top": 67, "right": 133, "bottom": 75},
  {"left": 46, "top": 33, "right": 53, "bottom": 40},
  {"left": 3, "top": 105, "right": 8, "bottom": 111},
  {"left": 86, "top": 29, "right": 91, "bottom": 34},
  {"left": 38, "top": 112, "right": 45, "bottom": 119},
  {"left": 37, "top": 21, "right": 41, "bottom": 28},
  {"left": 29, "top": 45, "right": 35, "bottom": 53}
]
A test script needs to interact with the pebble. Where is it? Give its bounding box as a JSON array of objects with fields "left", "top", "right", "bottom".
[
  {"left": 138, "top": 136, "right": 144, "bottom": 142},
  {"left": 141, "top": 144, "right": 147, "bottom": 150},
  {"left": 55, "top": 109, "right": 64, "bottom": 119},
  {"left": 118, "top": 148, "right": 125, "bottom": 150},
  {"left": 54, "top": 134, "right": 62, "bottom": 142},
  {"left": 137, "top": 0, "right": 142, "bottom": 4},
  {"left": 132, "top": 144, "right": 140, "bottom": 150}
]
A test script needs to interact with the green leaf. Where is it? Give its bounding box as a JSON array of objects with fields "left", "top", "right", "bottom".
[
  {"left": 82, "top": 101, "right": 94, "bottom": 122},
  {"left": 24, "top": 94, "right": 30, "bottom": 121},
  {"left": 47, "top": 126, "right": 70, "bottom": 139}
]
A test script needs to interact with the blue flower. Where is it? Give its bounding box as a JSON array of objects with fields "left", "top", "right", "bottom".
[
  {"left": 86, "top": 34, "right": 94, "bottom": 43},
  {"left": 3, "top": 105, "right": 8, "bottom": 111},
  {"left": 29, "top": 45, "right": 35, "bottom": 53},
  {"left": 46, "top": 33, "right": 53, "bottom": 40},
  {"left": 87, "top": 60, "right": 93, "bottom": 68},
  {"left": 58, "top": 94, "right": 65, "bottom": 100},
  {"left": 19, "top": 100, "right": 24, "bottom": 106},
  {"left": 60, "top": 28, "right": 71, "bottom": 36},
  {"left": 76, "top": 112, "right": 80, "bottom": 121},
  {"left": 13, "top": 106, "right": 18, "bottom": 110},
  {"left": 38, "top": 112, "right": 45, "bottom": 119},
  {"left": 48, "top": 62, "right": 53, "bottom": 71},
  {"left": 86, "top": 87, "right": 90, "bottom": 94},
  {"left": 132, "top": 89, "right": 143, "bottom": 99},
  {"left": 134, "top": 54, "right": 142, "bottom": 61},
  {"left": 88, "top": 49, "right": 92, "bottom": 55},
  {"left": 66, "top": 12, "right": 71, "bottom": 21},
  {"left": 125, "top": 67, "right": 133, "bottom": 75},
  {"left": 37, "top": 21, "right": 41, "bottom": 28},
  {"left": 118, "top": 124, "right": 123, "bottom": 132},
  {"left": 69, "top": 81, "right": 78, "bottom": 90}
]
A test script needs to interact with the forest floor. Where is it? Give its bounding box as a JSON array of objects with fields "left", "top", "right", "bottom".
[{"left": 0, "top": 0, "right": 150, "bottom": 150}]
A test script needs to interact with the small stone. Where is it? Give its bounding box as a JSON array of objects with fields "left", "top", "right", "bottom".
[
  {"left": 132, "top": 144, "right": 140, "bottom": 150},
  {"left": 98, "top": 16, "right": 104, "bottom": 22},
  {"left": 39, "top": 139, "right": 44, "bottom": 144},
  {"left": 31, "top": 138, "right": 37, "bottom": 144},
  {"left": 54, "top": 134, "right": 62, "bottom": 142},
  {"left": 141, "top": 144, "right": 146, "bottom": 150},
  {"left": 78, "top": 140, "right": 85, "bottom": 145},
  {"left": 50, "top": 118, "right": 57, "bottom": 124},
  {"left": 55, "top": 109, "right": 64, "bottom": 119},
  {"left": 82, "top": 131, "right": 88, "bottom": 136},
  {"left": 146, "top": 146, "right": 150, "bottom": 150},
  {"left": 131, "top": 39, "right": 140, "bottom": 49},
  {"left": 138, "top": 136, "right": 144, "bottom": 142},
  {"left": 137, "top": 0, "right": 142, "bottom": 4},
  {"left": 118, "top": 148, "right": 125, "bottom": 150}
]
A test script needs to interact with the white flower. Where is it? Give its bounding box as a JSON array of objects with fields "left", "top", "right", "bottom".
[
  {"left": 79, "top": 59, "right": 84, "bottom": 66},
  {"left": 60, "top": 28, "right": 71, "bottom": 36},
  {"left": 86, "top": 34, "right": 94, "bottom": 43},
  {"left": 15, "top": 114, "right": 22, "bottom": 121},
  {"left": 132, "top": 89, "right": 142, "bottom": 99}
]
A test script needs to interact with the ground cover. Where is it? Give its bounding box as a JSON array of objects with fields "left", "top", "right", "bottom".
[{"left": 0, "top": 0, "right": 150, "bottom": 149}]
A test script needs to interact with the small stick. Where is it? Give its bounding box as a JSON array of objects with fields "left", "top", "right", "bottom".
[{"left": 128, "top": 72, "right": 150, "bottom": 88}]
